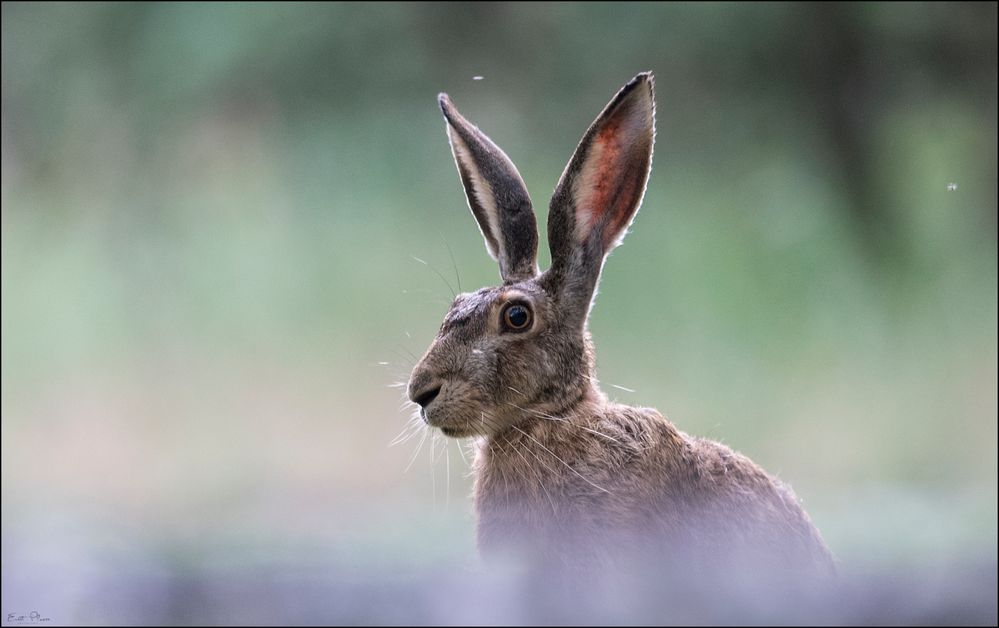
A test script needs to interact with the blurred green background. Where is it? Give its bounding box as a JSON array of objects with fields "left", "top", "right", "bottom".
[{"left": 2, "top": 2, "right": 996, "bottom": 624}]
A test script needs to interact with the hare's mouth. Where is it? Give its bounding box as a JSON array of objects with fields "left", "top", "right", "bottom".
[
  {"left": 442, "top": 422, "right": 494, "bottom": 438},
  {"left": 424, "top": 409, "right": 468, "bottom": 437},
  {"left": 438, "top": 422, "right": 479, "bottom": 438}
]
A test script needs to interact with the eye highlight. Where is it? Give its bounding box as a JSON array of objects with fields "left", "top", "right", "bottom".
[{"left": 501, "top": 302, "right": 533, "bottom": 332}]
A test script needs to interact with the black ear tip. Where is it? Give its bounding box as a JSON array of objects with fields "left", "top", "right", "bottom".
[
  {"left": 438, "top": 93, "right": 452, "bottom": 114},
  {"left": 632, "top": 71, "right": 655, "bottom": 89}
]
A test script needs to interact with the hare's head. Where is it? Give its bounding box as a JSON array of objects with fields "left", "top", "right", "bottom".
[{"left": 408, "top": 73, "right": 656, "bottom": 438}]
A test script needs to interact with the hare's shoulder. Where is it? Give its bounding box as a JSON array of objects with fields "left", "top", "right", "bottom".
[
  {"left": 599, "top": 405, "right": 787, "bottom": 492},
  {"left": 596, "top": 405, "right": 802, "bottom": 513},
  {"left": 592, "top": 403, "right": 687, "bottom": 456},
  {"left": 683, "top": 434, "right": 806, "bottom": 513},
  {"left": 582, "top": 404, "right": 694, "bottom": 487}
]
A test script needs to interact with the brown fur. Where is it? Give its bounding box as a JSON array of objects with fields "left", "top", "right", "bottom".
[
  {"left": 473, "top": 392, "right": 835, "bottom": 580},
  {"left": 410, "top": 73, "right": 835, "bottom": 583}
]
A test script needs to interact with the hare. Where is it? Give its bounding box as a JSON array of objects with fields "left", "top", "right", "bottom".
[{"left": 408, "top": 72, "right": 835, "bottom": 583}]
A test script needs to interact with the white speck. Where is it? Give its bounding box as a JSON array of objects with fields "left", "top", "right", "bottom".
[
  {"left": 411, "top": 256, "right": 428, "bottom": 265},
  {"left": 377, "top": 361, "right": 389, "bottom": 366},
  {"left": 610, "top": 383, "right": 636, "bottom": 393},
  {"left": 405, "top": 331, "right": 412, "bottom": 338},
  {"left": 471, "top": 349, "right": 483, "bottom": 355},
  {"left": 472, "top": 76, "right": 484, "bottom": 81},
  {"left": 947, "top": 182, "right": 958, "bottom": 191}
]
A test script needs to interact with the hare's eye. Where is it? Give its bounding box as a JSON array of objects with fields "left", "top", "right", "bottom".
[{"left": 501, "top": 303, "right": 532, "bottom": 332}]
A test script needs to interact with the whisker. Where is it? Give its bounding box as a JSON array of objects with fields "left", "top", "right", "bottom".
[
  {"left": 390, "top": 413, "right": 425, "bottom": 447},
  {"left": 388, "top": 347, "right": 416, "bottom": 369},
  {"left": 504, "top": 401, "right": 624, "bottom": 445},
  {"left": 511, "top": 425, "right": 610, "bottom": 494},
  {"left": 477, "top": 409, "right": 510, "bottom": 446},
  {"left": 431, "top": 431, "right": 439, "bottom": 510},
  {"left": 573, "top": 424, "right": 623, "bottom": 444},
  {"left": 504, "top": 401, "right": 566, "bottom": 422},
  {"left": 401, "top": 289, "right": 454, "bottom": 310},
  {"left": 504, "top": 434, "right": 558, "bottom": 516},
  {"left": 398, "top": 345, "right": 419, "bottom": 362},
  {"left": 405, "top": 424, "right": 430, "bottom": 473},
  {"left": 454, "top": 439, "right": 470, "bottom": 466},
  {"left": 411, "top": 254, "right": 456, "bottom": 299},
  {"left": 441, "top": 234, "right": 462, "bottom": 294},
  {"left": 390, "top": 430, "right": 421, "bottom": 448},
  {"left": 390, "top": 423, "right": 421, "bottom": 447},
  {"left": 463, "top": 441, "right": 479, "bottom": 477}
]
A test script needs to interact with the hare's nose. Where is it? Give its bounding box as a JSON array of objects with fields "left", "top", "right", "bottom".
[{"left": 412, "top": 385, "right": 442, "bottom": 409}]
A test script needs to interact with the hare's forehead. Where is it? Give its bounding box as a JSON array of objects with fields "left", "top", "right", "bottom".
[{"left": 442, "top": 288, "right": 499, "bottom": 326}]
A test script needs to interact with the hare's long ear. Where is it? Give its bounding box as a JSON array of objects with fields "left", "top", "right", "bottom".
[
  {"left": 542, "top": 72, "right": 655, "bottom": 325},
  {"left": 439, "top": 94, "right": 539, "bottom": 283}
]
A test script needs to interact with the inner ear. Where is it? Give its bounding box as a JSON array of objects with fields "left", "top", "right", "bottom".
[
  {"left": 548, "top": 72, "right": 656, "bottom": 271},
  {"left": 542, "top": 73, "right": 656, "bottom": 325},
  {"left": 575, "top": 105, "right": 654, "bottom": 251}
]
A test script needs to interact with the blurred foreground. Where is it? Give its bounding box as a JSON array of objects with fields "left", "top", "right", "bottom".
[{"left": 3, "top": 507, "right": 996, "bottom": 624}]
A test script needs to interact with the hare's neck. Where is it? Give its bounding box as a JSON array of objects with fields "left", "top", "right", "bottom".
[
  {"left": 476, "top": 396, "right": 604, "bottom": 477},
  {"left": 545, "top": 327, "right": 602, "bottom": 415},
  {"left": 472, "top": 403, "right": 606, "bottom": 532},
  {"left": 474, "top": 329, "right": 604, "bottom": 491}
]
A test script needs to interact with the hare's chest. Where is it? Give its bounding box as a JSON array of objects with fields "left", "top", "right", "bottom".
[
  {"left": 473, "top": 456, "right": 568, "bottom": 519},
  {"left": 474, "top": 454, "right": 620, "bottom": 548}
]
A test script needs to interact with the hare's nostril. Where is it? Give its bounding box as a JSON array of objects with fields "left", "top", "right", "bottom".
[{"left": 413, "top": 385, "right": 442, "bottom": 409}]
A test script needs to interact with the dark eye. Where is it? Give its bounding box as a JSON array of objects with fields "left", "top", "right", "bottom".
[{"left": 501, "top": 303, "right": 532, "bottom": 331}]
